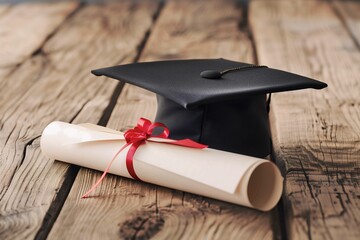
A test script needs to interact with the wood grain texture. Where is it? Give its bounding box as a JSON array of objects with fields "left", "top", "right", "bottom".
[
  {"left": 0, "top": 1, "right": 157, "bottom": 239},
  {"left": 49, "top": 1, "right": 276, "bottom": 239},
  {"left": 333, "top": 0, "right": 360, "bottom": 48},
  {"left": 0, "top": 5, "right": 10, "bottom": 18},
  {"left": 0, "top": 1, "right": 79, "bottom": 69},
  {"left": 250, "top": 0, "right": 360, "bottom": 239}
]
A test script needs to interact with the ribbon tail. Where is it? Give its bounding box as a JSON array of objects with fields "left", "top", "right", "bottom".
[
  {"left": 165, "top": 139, "right": 207, "bottom": 149},
  {"left": 126, "top": 141, "right": 143, "bottom": 181},
  {"left": 81, "top": 142, "right": 130, "bottom": 198}
]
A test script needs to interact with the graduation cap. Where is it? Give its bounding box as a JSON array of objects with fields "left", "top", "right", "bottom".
[{"left": 92, "top": 58, "right": 327, "bottom": 158}]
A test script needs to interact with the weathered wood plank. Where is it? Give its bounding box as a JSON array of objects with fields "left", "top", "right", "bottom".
[
  {"left": 49, "top": 0, "right": 276, "bottom": 239},
  {"left": 0, "top": 2, "right": 78, "bottom": 79},
  {"left": 0, "top": 1, "right": 158, "bottom": 239},
  {"left": 0, "top": 5, "right": 10, "bottom": 18},
  {"left": 0, "top": 2, "right": 79, "bottom": 70},
  {"left": 250, "top": 0, "right": 360, "bottom": 239},
  {"left": 333, "top": 0, "right": 360, "bottom": 48}
]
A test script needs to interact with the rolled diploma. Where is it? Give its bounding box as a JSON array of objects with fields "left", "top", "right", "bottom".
[{"left": 40, "top": 121, "right": 283, "bottom": 211}]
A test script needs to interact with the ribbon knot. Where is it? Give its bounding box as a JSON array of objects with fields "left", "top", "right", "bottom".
[
  {"left": 82, "top": 118, "right": 206, "bottom": 199},
  {"left": 124, "top": 118, "right": 169, "bottom": 144}
]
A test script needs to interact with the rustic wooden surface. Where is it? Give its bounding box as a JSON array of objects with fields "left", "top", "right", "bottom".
[
  {"left": 0, "top": 1, "right": 157, "bottom": 239},
  {"left": 0, "top": 0, "right": 359, "bottom": 239},
  {"left": 250, "top": 0, "right": 360, "bottom": 239}
]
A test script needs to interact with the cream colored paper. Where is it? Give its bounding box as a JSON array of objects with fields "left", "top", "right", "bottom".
[{"left": 40, "top": 121, "right": 283, "bottom": 211}]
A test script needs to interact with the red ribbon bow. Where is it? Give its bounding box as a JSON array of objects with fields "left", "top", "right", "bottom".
[{"left": 82, "top": 118, "right": 207, "bottom": 198}]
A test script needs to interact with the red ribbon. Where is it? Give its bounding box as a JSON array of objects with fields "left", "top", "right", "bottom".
[{"left": 82, "top": 118, "right": 207, "bottom": 198}]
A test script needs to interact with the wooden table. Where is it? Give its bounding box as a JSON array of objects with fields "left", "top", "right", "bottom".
[{"left": 0, "top": 0, "right": 359, "bottom": 239}]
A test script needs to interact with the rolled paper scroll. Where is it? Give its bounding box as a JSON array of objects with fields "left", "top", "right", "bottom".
[{"left": 40, "top": 121, "right": 283, "bottom": 211}]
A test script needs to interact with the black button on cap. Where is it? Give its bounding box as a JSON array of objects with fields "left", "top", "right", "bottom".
[{"left": 200, "top": 70, "right": 222, "bottom": 79}]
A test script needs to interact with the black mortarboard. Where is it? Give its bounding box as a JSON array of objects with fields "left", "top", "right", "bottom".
[{"left": 92, "top": 58, "right": 327, "bottom": 158}]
